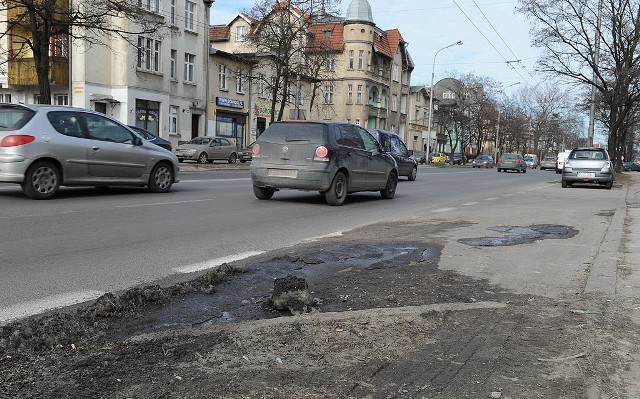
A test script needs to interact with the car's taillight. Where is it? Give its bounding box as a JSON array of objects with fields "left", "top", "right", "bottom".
[
  {"left": 314, "top": 145, "right": 330, "bottom": 161},
  {"left": 604, "top": 161, "right": 611, "bottom": 169},
  {"left": 1, "top": 135, "right": 35, "bottom": 147},
  {"left": 564, "top": 159, "right": 571, "bottom": 167},
  {"left": 497, "top": 158, "right": 501, "bottom": 163},
  {"left": 515, "top": 159, "right": 521, "bottom": 164},
  {"left": 252, "top": 143, "right": 261, "bottom": 158}
]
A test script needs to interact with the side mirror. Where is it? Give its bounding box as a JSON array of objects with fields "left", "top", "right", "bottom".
[{"left": 133, "top": 136, "right": 143, "bottom": 146}]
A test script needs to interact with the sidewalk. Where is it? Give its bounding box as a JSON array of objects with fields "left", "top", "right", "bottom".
[{"left": 178, "top": 161, "right": 251, "bottom": 172}]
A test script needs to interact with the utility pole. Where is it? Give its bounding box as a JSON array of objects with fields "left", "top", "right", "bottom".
[{"left": 587, "top": 0, "right": 603, "bottom": 147}]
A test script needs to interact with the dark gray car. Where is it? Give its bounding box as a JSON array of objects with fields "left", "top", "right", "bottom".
[
  {"left": 497, "top": 153, "right": 527, "bottom": 173},
  {"left": 561, "top": 147, "right": 614, "bottom": 189},
  {"left": 250, "top": 121, "right": 398, "bottom": 206},
  {"left": 369, "top": 129, "right": 417, "bottom": 181}
]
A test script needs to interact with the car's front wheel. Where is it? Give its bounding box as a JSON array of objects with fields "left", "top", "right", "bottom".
[
  {"left": 497, "top": 168, "right": 502, "bottom": 172},
  {"left": 605, "top": 179, "right": 613, "bottom": 189},
  {"left": 325, "top": 172, "right": 347, "bottom": 206},
  {"left": 148, "top": 162, "right": 174, "bottom": 193},
  {"left": 228, "top": 153, "right": 237, "bottom": 164},
  {"left": 197, "top": 152, "right": 208, "bottom": 164},
  {"left": 22, "top": 161, "right": 61, "bottom": 200},
  {"left": 408, "top": 166, "right": 417, "bottom": 181},
  {"left": 380, "top": 172, "right": 397, "bottom": 199},
  {"left": 253, "top": 185, "right": 275, "bottom": 200}
]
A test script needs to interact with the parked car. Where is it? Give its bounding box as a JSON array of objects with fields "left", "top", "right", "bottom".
[
  {"left": 250, "top": 121, "right": 398, "bottom": 206},
  {"left": 523, "top": 155, "right": 538, "bottom": 169},
  {"left": 127, "top": 125, "right": 172, "bottom": 151},
  {"left": 238, "top": 141, "right": 255, "bottom": 163},
  {"left": 562, "top": 147, "right": 614, "bottom": 189},
  {"left": 409, "top": 150, "right": 427, "bottom": 165},
  {"left": 430, "top": 152, "right": 447, "bottom": 164},
  {"left": 556, "top": 150, "right": 571, "bottom": 174},
  {"left": 624, "top": 161, "right": 640, "bottom": 172},
  {"left": 452, "top": 153, "right": 466, "bottom": 165},
  {"left": 0, "top": 103, "right": 179, "bottom": 199},
  {"left": 471, "top": 154, "right": 494, "bottom": 168},
  {"left": 174, "top": 136, "right": 238, "bottom": 164},
  {"left": 539, "top": 156, "right": 556, "bottom": 170},
  {"left": 369, "top": 129, "right": 417, "bottom": 181},
  {"left": 497, "top": 153, "right": 527, "bottom": 173}
]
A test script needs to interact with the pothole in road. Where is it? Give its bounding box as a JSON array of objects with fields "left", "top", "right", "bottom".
[{"left": 458, "top": 224, "right": 577, "bottom": 247}]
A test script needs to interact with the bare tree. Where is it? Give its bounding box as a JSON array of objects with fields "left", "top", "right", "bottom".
[
  {"left": 0, "top": 0, "right": 166, "bottom": 104},
  {"left": 518, "top": 0, "right": 640, "bottom": 170}
]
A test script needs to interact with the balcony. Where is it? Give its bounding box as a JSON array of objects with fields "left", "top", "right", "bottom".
[{"left": 8, "top": 57, "right": 69, "bottom": 86}]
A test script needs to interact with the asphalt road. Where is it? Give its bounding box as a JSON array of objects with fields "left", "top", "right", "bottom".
[{"left": 0, "top": 165, "right": 625, "bottom": 323}]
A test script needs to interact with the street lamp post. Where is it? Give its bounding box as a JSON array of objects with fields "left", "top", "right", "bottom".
[
  {"left": 494, "top": 82, "right": 521, "bottom": 161},
  {"left": 427, "top": 41, "right": 462, "bottom": 154},
  {"left": 203, "top": 0, "right": 215, "bottom": 136}
]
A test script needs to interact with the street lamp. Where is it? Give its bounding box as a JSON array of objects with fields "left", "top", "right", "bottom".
[
  {"left": 427, "top": 40, "right": 462, "bottom": 153},
  {"left": 203, "top": 0, "right": 215, "bottom": 136},
  {"left": 494, "top": 82, "right": 521, "bottom": 161}
]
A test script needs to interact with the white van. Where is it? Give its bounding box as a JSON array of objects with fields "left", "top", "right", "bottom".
[{"left": 556, "top": 150, "right": 571, "bottom": 174}]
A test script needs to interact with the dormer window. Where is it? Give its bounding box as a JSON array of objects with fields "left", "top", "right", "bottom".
[{"left": 236, "top": 26, "right": 247, "bottom": 42}]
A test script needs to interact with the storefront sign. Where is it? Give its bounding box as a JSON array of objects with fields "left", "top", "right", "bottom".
[{"left": 216, "top": 97, "right": 244, "bottom": 109}]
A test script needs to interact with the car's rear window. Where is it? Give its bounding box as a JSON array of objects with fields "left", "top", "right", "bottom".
[
  {"left": 0, "top": 106, "right": 36, "bottom": 130},
  {"left": 502, "top": 154, "right": 518, "bottom": 159},
  {"left": 261, "top": 123, "right": 327, "bottom": 143},
  {"left": 569, "top": 149, "right": 607, "bottom": 160}
]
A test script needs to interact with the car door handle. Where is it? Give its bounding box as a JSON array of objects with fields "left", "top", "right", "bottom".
[{"left": 91, "top": 146, "right": 100, "bottom": 151}]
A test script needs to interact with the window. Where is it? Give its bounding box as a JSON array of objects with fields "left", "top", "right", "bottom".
[
  {"left": 236, "top": 26, "right": 247, "bottom": 42},
  {"left": 86, "top": 113, "right": 136, "bottom": 144},
  {"left": 443, "top": 91, "right": 456, "bottom": 100},
  {"left": 34, "top": 94, "right": 43, "bottom": 104},
  {"left": 219, "top": 64, "right": 228, "bottom": 90},
  {"left": 355, "top": 118, "right": 360, "bottom": 126},
  {"left": 236, "top": 69, "right": 244, "bottom": 93},
  {"left": 51, "top": 34, "right": 68, "bottom": 58},
  {"left": 258, "top": 73, "right": 266, "bottom": 98},
  {"left": 326, "top": 54, "right": 335, "bottom": 71},
  {"left": 358, "top": 50, "right": 364, "bottom": 70},
  {"left": 391, "top": 94, "right": 397, "bottom": 112},
  {"left": 347, "top": 84, "right": 353, "bottom": 104},
  {"left": 137, "top": 36, "right": 161, "bottom": 72},
  {"left": 0, "top": 94, "right": 12, "bottom": 103},
  {"left": 170, "top": 49, "right": 177, "bottom": 79},
  {"left": 392, "top": 64, "right": 399, "bottom": 81},
  {"left": 337, "top": 125, "right": 364, "bottom": 149},
  {"left": 138, "top": 0, "right": 159, "bottom": 13},
  {"left": 184, "top": 1, "right": 195, "bottom": 31},
  {"left": 349, "top": 50, "right": 354, "bottom": 69},
  {"left": 184, "top": 53, "right": 195, "bottom": 83},
  {"left": 324, "top": 85, "right": 334, "bottom": 104},
  {"left": 170, "top": 0, "right": 175, "bottom": 25},
  {"left": 169, "top": 106, "right": 178, "bottom": 134},
  {"left": 356, "top": 85, "right": 363, "bottom": 104},
  {"left": 55, "top": 94, "right": 68, "bottom": 105},
  {"left": 135, "top": 99, "right": 160, "bottom": 133},
  {"left": 48, "top": 112, "right": 82, "bottom": 137}
]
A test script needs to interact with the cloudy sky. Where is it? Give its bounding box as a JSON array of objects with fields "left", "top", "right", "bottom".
[{"left": 210, "top": 0, "right": 542, "bottom": 95}]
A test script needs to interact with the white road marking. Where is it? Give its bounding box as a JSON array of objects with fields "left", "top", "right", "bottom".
[
  {"left": 117, "top": 198, "right": 218, "bottom": 208},
  {"left": 432, "top": 207, "right": 456, "bottom": 213},
  {"left": 179, "top": 178, "right": 251, "bottom": 183},
  {"left": 485, "top": 197, "right": 499, "bottom": 201},
  {"left": 463, "top": 202, "right": 479, "bottom": 206},
  {"left": 304, "top": 231, "right": 344, "bottom": 242},
  {"left": 173, "top": 251, "right": 265, "bottom": 274},
  {"left": 0, "top": 290, "right": 104, "bottom": 326}
]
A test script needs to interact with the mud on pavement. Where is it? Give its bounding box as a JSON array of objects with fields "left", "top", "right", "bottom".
[{"left": 1, "top": 219, "right": 639, "bottom": 398}]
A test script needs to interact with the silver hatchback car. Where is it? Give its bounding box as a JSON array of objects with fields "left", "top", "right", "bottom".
[
  {"left": 0, "top": 104, "right": 179, "bottom": 199},
  {"left": 561, "top": 147, "right": 614, "bottom": 189}
]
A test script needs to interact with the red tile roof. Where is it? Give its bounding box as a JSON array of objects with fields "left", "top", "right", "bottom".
[
  {"left": 210, "top": 25, "right": 230, "bottom": 41},
  {"left": 307, "top": 22, "right": 344, "bottom": 51}
]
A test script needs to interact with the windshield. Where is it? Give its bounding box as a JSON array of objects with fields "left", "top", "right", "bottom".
[{"left": 188, "top": 137, "right": 212, "bottom": 145}]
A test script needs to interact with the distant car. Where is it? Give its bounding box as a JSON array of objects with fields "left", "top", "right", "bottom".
[
  {"left": 0, "top": 103, "right": 179, "bottom": 199},
  {"left": 238, "top": 142, "right": 255, "bottom": 163},
  {"left": 471, "top": 155, "right": 494, "bottom": 168},
  {"left": 452, "top": 153, "right": 465, "bottom": 165},
  {"left": 562, "top": 147, "right": 614, "bottom": 189},
  {"left": 409, "top": 150, "right": 427, "bottom": 164},
  {"left": 539, "top": 156, "right": 556, "bottom": 170},
  {"left": 127, "top": 125, "right": 172, "bottom": 152},
  {"left": 250, "top": 121, "right": 398, "bottom": 206},
  {"left": 556, "top": 150, "right": 571, "bottom": 174},
  {"left": 624, "top": 161, "right": 640, "bottom": 172},
  {"left": 174, "top": 136, "right": 238, "bottom": 164},
  {"left": 497, "top": 153, "right": 527, "bottom": 173},
  {"left": 430, "top": 152, "right": 447, "bottom": 164},
  {"left": 370, "top": 129, "right": 417, "bottom": 181},
  {"left": 523, "top": 155, "right": 538, "bottom": 169}
]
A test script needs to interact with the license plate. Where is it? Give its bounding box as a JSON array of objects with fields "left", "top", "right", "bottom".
[
  {"left": 577, "top": 172, "right": 595, "bottom": 178},
  {"left": 268, "top": 169, "right": 298, "bottom": 178}
]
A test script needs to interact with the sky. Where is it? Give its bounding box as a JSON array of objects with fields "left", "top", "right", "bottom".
[{"left": 209, "top": 0, "right": 543, "bottom": 96}]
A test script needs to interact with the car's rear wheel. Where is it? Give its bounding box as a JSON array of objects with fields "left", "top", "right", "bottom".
[
  {"left": 380, "top": 172, "right": 397, "bottom": 199},
  {"left": 325, "top": 172, "right": 347, "bottom": 206},
  {"left": 148, "top": 162, "right": 174, "bottom": 193},
  {"left": 197, "top": 152, "right": 208, "bottom": 164},
  {"left": 523, "top": 168, "right": 527, "bottom": 173},
  {"left": 497, "top": 168, "right": 501, "bottom": 172},
  {"left": 22, "top": 161, "right": 61, "bottom": 200},
  {"left": 228, "top": 153, "right": 237, "bottom": 164},
  {"left": 253, "top": 185, "right": 275, "bottom": 200},
  {"left": 562, "top": 180, "right": 568, "bottom": 188},
  {"left": 605, "top": 179, "right": 613, "bottom": 189},
  {"left": 408, "top": 166, "right": 417, "bottom": 181}
]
